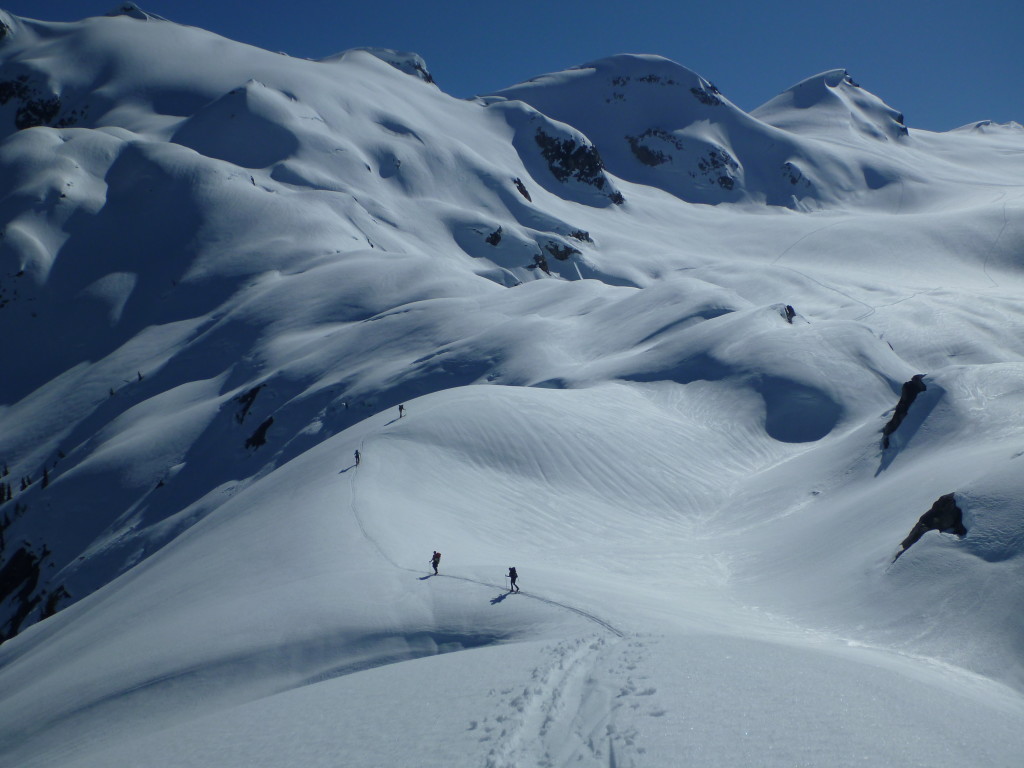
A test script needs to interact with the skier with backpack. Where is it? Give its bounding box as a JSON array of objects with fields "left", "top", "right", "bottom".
[
  {"left": 431, "top": 551, "right": 441, "bottom": 575},
  {"left": 507, "top": 567, "right": 519, "bottom": 592}
]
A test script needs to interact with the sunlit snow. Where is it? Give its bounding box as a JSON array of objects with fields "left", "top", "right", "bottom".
[{"left": 2, "top": 6, "right": 1024, "bottom": 767}]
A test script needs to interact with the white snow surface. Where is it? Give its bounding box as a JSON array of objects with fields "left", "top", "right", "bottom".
[{"left": 1, "top": 8, "right": 1024, "bottom": 767}]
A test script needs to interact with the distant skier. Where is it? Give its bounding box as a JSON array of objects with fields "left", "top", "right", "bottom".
[
  {"left": 354, "top": 449, "right": 360, "bottom": 466},
  {"left": 398, "top": 404, "right": 405, "bottom": 418},
  {"left": 431, "top": 551, "right": 441, "bottom": 575},
  {"left": 507, "top": 567, "right": 519, "bottom": 593}
]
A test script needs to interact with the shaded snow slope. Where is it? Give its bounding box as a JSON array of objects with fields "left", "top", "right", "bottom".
[{"left": 2, "top": 7, "right": 1024, "bottom": 766}]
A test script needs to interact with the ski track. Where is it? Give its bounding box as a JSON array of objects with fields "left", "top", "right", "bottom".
[
  {"left": 350, "top": 459, "right": 625, "bottom": 639},
  {"left": 347, "top": 451, "right": 656, "bottom": 768},
  {"left": 479, "top": 634, "right": 658, "bottom": 768}
]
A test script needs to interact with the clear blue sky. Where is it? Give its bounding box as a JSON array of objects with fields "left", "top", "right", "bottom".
[{"left": 5, "top": 1, "right": 1022, "bottom": 131}]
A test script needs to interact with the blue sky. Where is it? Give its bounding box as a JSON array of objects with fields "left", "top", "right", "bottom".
[{"left": 6, "top": 1, "right": 1022, "bottom": 131}]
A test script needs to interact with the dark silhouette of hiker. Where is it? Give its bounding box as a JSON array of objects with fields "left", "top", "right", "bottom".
[
  {"left": 431, "top": 551, "right": 441, "bottom": 574},
  {"left": 354, "top": 449, "right": 360, "bottom": 466},
  {"left": 508, "top": 567, "right": 519, "bottom": 592},
  {"left": 398, "top": 404, "right": 405, "bottom": 418}
]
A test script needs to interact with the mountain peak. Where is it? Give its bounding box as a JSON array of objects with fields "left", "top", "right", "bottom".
[
  {"left": 501, "top": 53, "right": 728, "bottom": 109},
  {"left": 752, "top": 69, "right": 908, "bottom": 141},
  {"left": 104, "top": 3, "right": 168, "bottom": 21}
]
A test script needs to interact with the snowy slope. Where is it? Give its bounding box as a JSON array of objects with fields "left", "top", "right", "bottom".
[{"left": 2, "top": 6, "right": 1024, "bottom": 766}]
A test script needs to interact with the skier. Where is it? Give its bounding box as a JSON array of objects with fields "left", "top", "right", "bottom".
[
  {"left": 354, "top": 449, "right": 360, "bottom": 466},
  {"left": 507, "top": 567, "right": 519, "bottom": 593},
  {"left": 431, "top": 551, "right": 441, "bottom": 575},
  {"left": 398, "top": 404, "right": 405, "bottom": 418}
]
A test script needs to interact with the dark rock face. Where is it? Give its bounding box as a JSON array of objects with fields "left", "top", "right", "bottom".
[
  {"left": 893, "top": 113, "right": 909, "bottom": 136},
  {"left": 235, "top": 384, "right": 265, "bottom": 423},
  {"left": 485, "top": 227, "right": 502, "bottom": 246},
  {"left": 42, "top": 584, "right": 71, "bottom": 620},
  {"left": 626, "top": 129, "right": 682, "bottom": 166},
  {"left": 782, "top": 162, "right": 806, "bottom": 186},
  {"left": 893, "top": 493, "right": 965, "bottom": 561},
  {"left": 0, "top": 75, "right": 79, "bottom": 130},
  {"left": 689, "top": 82, "right": 723, "bottom": 106},
  {"left": 531, "top": 127, "right": 624, "bottom": 205},
  {"left": 0, "top": 544, "right": 45, "bottom": 641},
  {"left": 245, "top": 416, "right": 274, "bottom": 449},
  {"left": 535, "top": 128, "right": 608, "bottom": 189},
  {"left": 696, "top": 148, "right": 738, "bottom": 189},
  {"left": 528, "top": 254, "right": 550, "bottom": 275},
  {"left": 513, "top": 178, "right": 532, "bottom": 202},
  {"left": 882, "top": 374, "right": 926, "bottom": 448},
  {"left": 543, "top": 241, "right": 581, "bottom": 261}
]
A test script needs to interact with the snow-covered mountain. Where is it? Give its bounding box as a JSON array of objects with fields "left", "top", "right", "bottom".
[{"left": 2, "top": 5, "right": 1024, "bottom": 766}]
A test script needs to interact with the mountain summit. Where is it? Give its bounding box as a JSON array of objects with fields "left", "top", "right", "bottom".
[
  {"left": 752, "top": 68, "right": 909, "bottom": 141},
  {"left": 487, "top": 54, "right": 925, "bottom": 207}
]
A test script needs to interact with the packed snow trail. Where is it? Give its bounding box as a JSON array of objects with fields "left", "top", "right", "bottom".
[{"left": 349, "top": 446, "right": 625, "bottom": 639}]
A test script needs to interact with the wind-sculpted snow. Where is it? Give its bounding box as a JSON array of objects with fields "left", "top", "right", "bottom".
[
  {"left": 2, "top": 8, "right": 1024, "bottom": 767},
  {"left": 752, "top": 68, "right": 909, "bottom": 141},
  {"left": 326, "top": 47, "right": 436, "bottom": 84}
]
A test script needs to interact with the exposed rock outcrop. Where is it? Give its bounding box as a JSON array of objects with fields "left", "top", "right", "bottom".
[
  {"left": 512, "top": 178, "right": 532, "bottom": 201},
  {"left": 0, "top": 76, "right": 63, "bottom": 130},
  {"left": 535, "top": 128, "right": 609, "bottom": 190},
  {"left": 881, "top": 374, "right": 926, "bottom": 448},
  {"left": 543, "top": 240, "right": 581, "bottom": 261},
  {"left": 892, "top": 493, "right": 965, "bottom": 562},
  {"left": 0, "top": 543, "right": 46, "bottom": 641},
  {"left": 245, "top": 416, "right": 274, "bottom": 449},
  {"left": 235, "top": 384, "right": 265, "bottom": 423}
]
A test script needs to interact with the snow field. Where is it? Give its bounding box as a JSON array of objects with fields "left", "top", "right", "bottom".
[{"left": 3, "top": 9, "right": 1024, "bottom": 767}]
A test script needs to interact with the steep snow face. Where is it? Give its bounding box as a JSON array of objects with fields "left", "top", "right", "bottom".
[{"left": 2, "top": 9, "right": 1024, "bottom": 767}]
